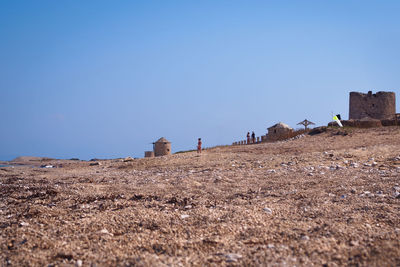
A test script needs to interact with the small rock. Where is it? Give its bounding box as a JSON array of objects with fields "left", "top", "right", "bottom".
[
  {"left": 20, "top": 222, "right": 29, "bottom": 226},
  {"left": 350, "top": 240, "right": 359, "bottom": 246},
  {"left": 181, "top": 214, "right": 190, "bottom": 219},
  {"left": 99, "top": 228, "right": 113, "bottom": 236},
  {"left": 301, "top": 235, "right": 310, "bottom": 241},
  {"left": 41, "top": 165, "right": 54, "bottom": 168},
  {"left": 184, "top": 205, "right": 192, "bottom": 210},
  {"left": 340, "top": 194, "right": 347, "bottom": 199},
  {"left": 350, "top": 162, "right": 359, "bottom": 168},
  {"left": 307, "top": 173, "right": 313, "bottom": 176},
  {"left": 90, "top": 162, "right": 101, "bottom": 166},
  {"left": 76, "top": 260, "right": 83, "bottom": 267},
  {"left": 225, "top": 253, "right": 242, "bottom": 262},
  {"left": 267, "top": 244, "right": 275, "bottom": 248},
  {"left": 350, "top": 188, "right": 357, "bottom": 194},
  {"left": 263, "top": 207, "right": 272, "bottom": 214},
  {"left": 123, "top": 157, "right": 134, "bottom": 162}
]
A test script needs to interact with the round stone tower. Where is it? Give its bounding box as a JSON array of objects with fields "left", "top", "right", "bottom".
[
  {"left": 154, "top": 137, "right": 171, "bottom": 157},
  {"left": 349, "top": 91, "right": 396, "bottom": 120}
]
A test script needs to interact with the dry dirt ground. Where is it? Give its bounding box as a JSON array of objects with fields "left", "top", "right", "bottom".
[{"left": 1, "top": 127, "right": 400, "bottom": 266}]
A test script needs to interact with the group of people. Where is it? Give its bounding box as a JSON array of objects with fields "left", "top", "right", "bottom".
[
  {"left": 247, "top": 131, "right": 256, "bottom": 144},
  {"left": 197, "top": 131, "right": 256, "bottom": 154}
]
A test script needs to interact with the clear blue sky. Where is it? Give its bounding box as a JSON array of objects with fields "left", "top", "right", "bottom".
[{"left": 1, "top": 1, "right": 399, "bottom": 161}]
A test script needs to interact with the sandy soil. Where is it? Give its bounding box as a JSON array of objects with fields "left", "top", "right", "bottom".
[{"left": 1, "top": 127, "right": 400, "bottom": 266}]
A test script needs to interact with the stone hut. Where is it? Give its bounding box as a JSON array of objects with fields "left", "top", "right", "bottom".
[
  {"left": 349, "top": 91, "right": 396, "bottom": 120},
  {"left": 266, "top": 122, "right": 294, "bottom": 141},
  {"left": 154, "top": 137, "right": 171, "bottom": 157},
  {"left": 144, "top": 151, "right": 155, "bottom": 158}
]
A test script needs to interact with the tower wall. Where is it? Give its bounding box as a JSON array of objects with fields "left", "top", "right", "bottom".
[{"left": 349, "top": 91, "right": 396, "bottom": 120}]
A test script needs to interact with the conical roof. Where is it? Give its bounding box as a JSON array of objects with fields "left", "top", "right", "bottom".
[{"left": 155, "top": 137, "right": 170, "bottom": 143}]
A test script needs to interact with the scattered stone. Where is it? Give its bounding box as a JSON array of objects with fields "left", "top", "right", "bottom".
[
  {"left": 350, "top": 162, "right": 359, "bottom": 168},
  {"left": 360, "top": 191, "right": 373, "bottom": 197},
  {"left": 263, "top": 207, "right": 272, "bottom": 214},
  {"left": 301, "top": 235, "right": 310, "bottom": 241},
  {"left": 40, "top": 165, "right": 54, "bottom": 168},
  {"left": 181, "top": 214, "right": 190, "bottom": 219},
  {"left": 99, "top": 229, "right": 113, "bottom": 236},
  {"left": 123, "top": 157, "right": 134, "bottom": 162},
  {"left": 350, "top": 240, "right": 359, "bottom": 246},
  {"left": 224, "top": 253, "right": 242, "bottom": 262},
  {"left": 20, "top": 222, "right": 29, "bottom": 226}
]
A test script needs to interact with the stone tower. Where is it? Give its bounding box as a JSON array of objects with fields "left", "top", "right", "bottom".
[
  {"left": 154, "top": 137, "right": 171, "bottom": 157},
  {"left": 349, "top": 91, "right": 396, "bottom": 120}
]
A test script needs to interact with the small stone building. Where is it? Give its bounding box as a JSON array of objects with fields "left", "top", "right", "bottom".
[
  {"left": 144, "top": 151, "right": 155, "bottom": 158},
  {"left": 266, "top": 122, "right": 294, "bottom": 141},
  {"left": 349, "top": 91, "right": 396, "bottom": 120},
  {"left": 154, "top": 137, "right": 171, "bottom": 157}
]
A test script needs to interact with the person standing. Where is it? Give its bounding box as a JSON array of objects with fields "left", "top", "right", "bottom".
[
  {"left": 252, "top": 131, "right": 256, "bottom": 143},
  {"left": 197, "top": 138, "right": 202, "bottom": 154},
  {"left": 247, "top": 132, "right": 250, "bottom": 144}
]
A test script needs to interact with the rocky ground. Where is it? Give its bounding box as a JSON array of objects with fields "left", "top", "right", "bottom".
[{"left": 1, "top": 127, "right": 400, "bottom": 266}]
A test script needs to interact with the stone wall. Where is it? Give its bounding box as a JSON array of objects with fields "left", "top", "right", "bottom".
[{"left": 349, "top": 91, "right": 396, "bottom": 120}]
